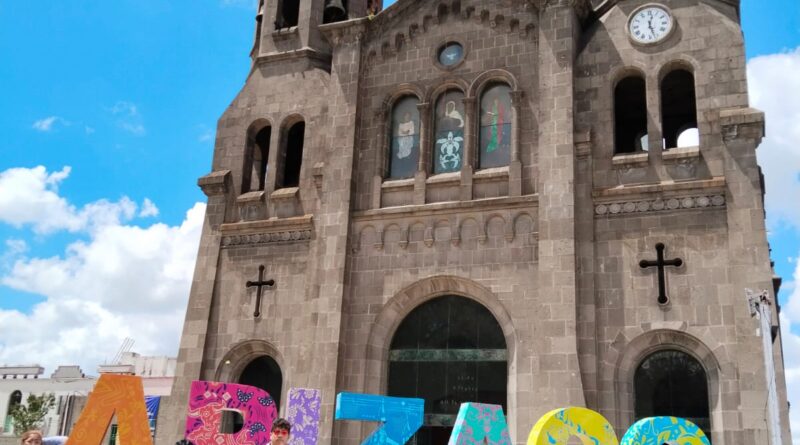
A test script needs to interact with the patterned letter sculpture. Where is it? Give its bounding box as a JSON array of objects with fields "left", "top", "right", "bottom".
[
  {"left": 65, "top": 374, "right": 152, "bottom": 445},
  {"left": 184, "top": 381, "right": 278, "bottom": 445},
  {"left": 620, "top": 417, "right": 711, "bottom": 445},
  {"left": 287, "top": 388, "right": 322, "bottom": 445},
  {"left": 448, "top": 403, "right": 512, "bottom": 445},
  {"left": 527, "top": 407, "right": 619, "bottom": 445},
  {"left": 335, "top": 392, "right": 424, "bottom": 445}
]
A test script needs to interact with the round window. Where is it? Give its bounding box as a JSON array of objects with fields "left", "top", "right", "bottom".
[{"left": 438, "top": 42, "right": 464, "bottom": 67}]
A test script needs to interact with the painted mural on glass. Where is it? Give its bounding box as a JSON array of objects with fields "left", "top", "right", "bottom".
[
  {"left": 389, "top": 96, "right": 421, "bottom": 179},
  {"left": 479, "top": 84, "right": 512, "bottom": 169},
  {"left": 434, "top": 90, "right": 466, "bottom": 174}
]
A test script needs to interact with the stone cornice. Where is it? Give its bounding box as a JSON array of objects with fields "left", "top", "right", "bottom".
[
  {"left": 198, "top": 170, "right": 231, "bottom": 197},
  {"left": 593, "top": 178, "right": 727, "bottom": 216},
  {"left": 319, "top": 18, "right": 368, "bottom": 47},
  {"left": 719, "top": 107, "right": 765, "bottom": 144},
  {"left": 352, "top": 194, "right": 538, "bottom": 222},
  {"left": 595, "top": 194, "right": 726, "bottom": 217},
  {"left": 254, "top": 47, "right": 332, "bottom": 65},
  {"left": 220, "top": 215, "right": 314, "bottom": 247}
]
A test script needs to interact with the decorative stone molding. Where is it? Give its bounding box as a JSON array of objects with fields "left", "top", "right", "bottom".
[
  {"left": 198, "top": 170, "right": 231, "bottom": 197},
  {"left": 220, "top": 215, "right": 314, "bottom": 247},
  {"left": 595, "top": 194, "right": 725, "bottom": 216},
  {"left": 719, "top": 107, "right": 765, "bottom": 144}
]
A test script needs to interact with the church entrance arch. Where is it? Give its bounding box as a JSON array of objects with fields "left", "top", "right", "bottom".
[
  {"left": 634, "top": 350, "right": 710, "bottom": 435},
  {"left": 387, "top": 295, "right": 508, "bottom": 445},
  {"left": 216, "top": 340, "right": 284, "bottom": 433}
]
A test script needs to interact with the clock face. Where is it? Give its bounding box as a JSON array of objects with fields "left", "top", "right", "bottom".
[{"left": 629, "top": 6, "right": 674, "bottom": 45}]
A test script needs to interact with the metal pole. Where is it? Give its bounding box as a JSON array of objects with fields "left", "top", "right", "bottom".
[{"left": 746, "top": 288, "right": 783, "bottom": 445}]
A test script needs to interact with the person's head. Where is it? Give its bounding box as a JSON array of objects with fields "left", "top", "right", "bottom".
[
  {"left": 21, "top": 431, "right": 43, "bottom": 445},
  {"left": 270, "top": 418, "right": 291, "bottom": 444}
]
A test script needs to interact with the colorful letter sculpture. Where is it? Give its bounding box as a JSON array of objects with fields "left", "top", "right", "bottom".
[
  {"left": 620, "top": 417, "right": 711, "bottom": 445},
  {"left": 287, "top": 388, "right": 322, "bottom": 445},
  {"left": 527, "top": 407, "right": 619, "bottom": 445},
  {"left": 335, "top": 392, "right": 424, "bottom": 445},
  {"left": 448, "top": 403, "right": 512, "bottom": 445},
  {"left": 65, "top": 374, "right": 153, "bottom": 445},
  {"left": 184, "top": 380, "right": 278, "bottom": 445}
]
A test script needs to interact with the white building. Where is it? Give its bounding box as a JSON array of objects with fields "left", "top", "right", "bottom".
[
  {"left": 0, "top": 365, "right": 95, "bottom": 437},
  {"left": 0, "top": 352, "right": 176, "bottom": 440}
]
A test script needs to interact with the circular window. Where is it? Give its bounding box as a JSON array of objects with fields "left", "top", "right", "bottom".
[{"left": 438, "top": 42, "right": 464, "bottom": 67}]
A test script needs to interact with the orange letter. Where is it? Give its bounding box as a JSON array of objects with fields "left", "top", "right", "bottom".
[{"left": 65, "top": 374, "right": 153, "bottom": 445}]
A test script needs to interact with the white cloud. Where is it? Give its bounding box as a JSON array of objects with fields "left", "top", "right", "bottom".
[
  {"left": 85, "top": 126, "right": 96, "bottom": 135},
  {"left": 198, "top": 130, "right": 214, "bottom": 143},
  {"left": 0, "top": 166, "right": 144, "bottom": 234},
  {"left": 139, "top": 198, "right": 159, "bottom": 218},
  {"left": 110, "top": 101, "right": 139, "bottom": 117},
  {"left": 779, "top": 256, "right": 800, "bottom": 444},
  {"left": 32, "top": 116, "right": 65, "bottom": 132},
  {"left": 0, "top": 202, "right": 205, "bottom": 373},
  {"left": 109, "top": 101, "right": 146, "bottom": 136},
  {"left": 749, "top": 48, "right": 800, "bottom": 230}
]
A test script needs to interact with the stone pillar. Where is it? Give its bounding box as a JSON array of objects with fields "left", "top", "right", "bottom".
[
  {"left": 720, "top": 108, "right": 792, "bottom": 445},
  {"left": 532, "top": 0, "right": 586, "bottom": 417},
  {"left": 461, "top": 96, "right": 476, "bottom": 200},
  {"left": 372, "top": 108, "right": 388, "bottom": 209},
  {"left": 509, "top": 90, "right": 524, "bottom": 196},
  {"left": 317, "top": 22, "right": 365, "bottom": 445},
  {"left": 414, "top": 102, "right": 431, "bottom": 205},
  {"left": 155, "top": 170, "right": 232, "bottom": 444}
]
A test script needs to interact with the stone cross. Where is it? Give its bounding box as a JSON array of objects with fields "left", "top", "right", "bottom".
[
  {"left": 639, "top": 243, "right": 683, "bottom": 305},
  {"left": 246, "top": 265, "right": 275, "bottom": 318}
]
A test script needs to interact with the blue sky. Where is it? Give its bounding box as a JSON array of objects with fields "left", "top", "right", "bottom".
[{"left": 0, "top": 0, "right": 799, "bottom": 439}]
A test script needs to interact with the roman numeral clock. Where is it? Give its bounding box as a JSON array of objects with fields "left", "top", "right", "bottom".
[{"left": 628, "top": 4, "right": 675, "bottom": 45}]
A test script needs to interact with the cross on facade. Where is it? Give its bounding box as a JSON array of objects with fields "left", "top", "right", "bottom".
[
  {"left": 246, "top": 265, "right": 275, "bottom": 318},
  {"left": 639, "top": 243, "right": 683, "bottom": 305}
]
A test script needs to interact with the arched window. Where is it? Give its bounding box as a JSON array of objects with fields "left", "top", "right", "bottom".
[
  {"left": 279, "top": 121, "right": 305, "bottom": 188},
  {"left": 479, "top": 84, "right": 512, "bottom": 169},
  {"left": 614, "top": 75, "right": 648, "bottom": 154},
  {"left": 661, "top": 69, "right": 698, "bottom": 149},
  {"left": 4, "top": 390, "right": 22, "bottom": 432},
  {"left": 243, "top": 123, "right": 271, "bottom": 193},
  {"left": 635, "top": 350, "right": 710, "bottom": 436},
  {"left": 388, "top": 296, "right": 507, "bottom": 445},
  {"left": 276, "top": 0, "right": 300, "bottom": 29},
  {"left": 433, "top": 90, "right": 466, "bottom": 174},
  {"left": 223, "top": 356, "right": 283, "bottom": 434},
  {"left": 388, "top": 96, "right": 421, "bottom": 179}
]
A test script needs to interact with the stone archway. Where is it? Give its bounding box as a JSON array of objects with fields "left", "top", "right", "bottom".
[
  {"left": 363, "top": 275, "right": 517, "bottom": 435},
  {"left": 612, "top": 328, "right": 723, "bottom": 442}
]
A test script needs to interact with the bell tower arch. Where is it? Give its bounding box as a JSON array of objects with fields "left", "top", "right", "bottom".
[{"left": 249, "top": 0, "right": 381, "bottom": 64}]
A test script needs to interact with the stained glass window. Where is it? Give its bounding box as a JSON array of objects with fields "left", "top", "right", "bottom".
[
  {"left": 388, "top": 296, "right": 507, "bottom": 445},
  {"left": 389, "top": 96, "right": 421, "bottom": 179},
  {"left": 433, "top": 90, "right": 466, "bottom": 174},
  {"left": 634, "top": 350, "right": 711, "bottom": 438},
  {"left": 479, "top": 84, "right": 512, "bottom": 169},
  {"left": 438, "top": 43, "right": 464, "bottom": 67}
]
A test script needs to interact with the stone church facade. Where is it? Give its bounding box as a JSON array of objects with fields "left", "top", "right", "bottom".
[{"left": 157, "top": 0, "right": 792, "bottom": 444}]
